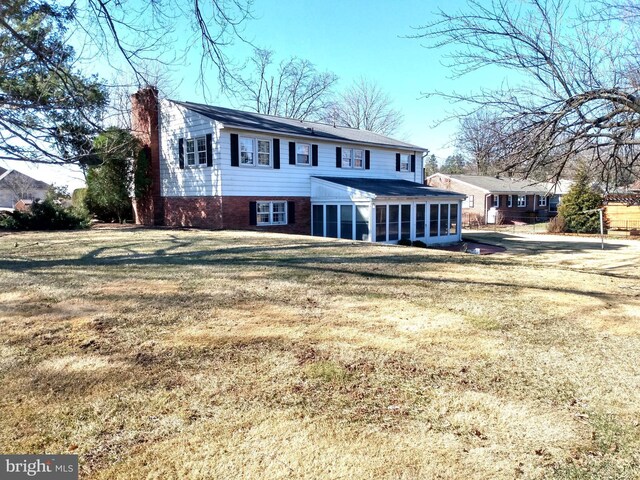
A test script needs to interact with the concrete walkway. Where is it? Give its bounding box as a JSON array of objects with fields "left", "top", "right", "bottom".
[{"left": 463, "top": 230, "right": 640, "bottom": 277}]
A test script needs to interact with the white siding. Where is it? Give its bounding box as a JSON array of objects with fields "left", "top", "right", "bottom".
[
  {"left": 158, "top": 100, "right": 425, "bottom": 198},
  {"left": 219, "top": 130, "right": 424, "bottom": 196},
  {"left": 158, "top": 100, "right": 223, "bottom": 197},
  {"left": 0, "top": 188, "right": 48, "bottom": 208}
]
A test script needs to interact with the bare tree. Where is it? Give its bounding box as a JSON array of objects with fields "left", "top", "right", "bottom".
[
  {"left": 414, "top": 0, "right": 640, "bottom": 183},
  {"left": 232, "top": 48, "right": 338, "bottom": 120},
  {"left": 329, "top": 78, "right": 403, "bottom": 135},
  {"left": 455, "top": 111, "right": 504, "bottom": 175},
  {"left": 3, "top": 171, "right": 38, "bottom": 203},
  {"left": 75, "top": 0, "right": 254, "bottom": 90}
]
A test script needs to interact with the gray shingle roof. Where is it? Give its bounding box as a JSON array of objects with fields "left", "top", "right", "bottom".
[
  {"left": 171, "top": 100, "right": 425, "bottom": 151},
  {"left": 447, "top": 175, "right": 550, "bottom": 194},
  {"left": 315, "top": 177, "right": 465, "bottom": 198},
  {"left": 0, "top": 169, "right": 50, "bottom": 190}
]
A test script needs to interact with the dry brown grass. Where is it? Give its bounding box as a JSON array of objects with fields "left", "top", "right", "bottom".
[{"left": 0, "top": 228, "right": 639, "bottom": 479}]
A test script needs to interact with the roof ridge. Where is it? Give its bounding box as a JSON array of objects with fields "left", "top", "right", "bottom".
[
  {"left": 0, "top": 169, "right": 13, "bottom": 183},
  {"left": 168, "top": 99, "right": 423, "bottom": 149}
]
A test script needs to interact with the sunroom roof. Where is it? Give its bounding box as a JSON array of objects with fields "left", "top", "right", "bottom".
[{"left": 314, "top": 177, "right": 465, "bottom": 198}]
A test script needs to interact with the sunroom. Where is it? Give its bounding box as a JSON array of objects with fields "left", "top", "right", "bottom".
[{"left": 310, "top": 177, "right": 465, "bottom": 245}]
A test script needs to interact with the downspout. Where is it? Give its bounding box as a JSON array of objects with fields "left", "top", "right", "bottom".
[{"left": 484, "top": 194, "right": 491, "bottom": 224}]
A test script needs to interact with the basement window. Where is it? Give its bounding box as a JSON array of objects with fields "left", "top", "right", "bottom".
[{"left": 257, "top": 201, "right": 287, "bottom": 225}]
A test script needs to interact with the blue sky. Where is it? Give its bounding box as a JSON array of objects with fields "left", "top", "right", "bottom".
[{"left": 7, "top": 0, "right": 504, "bottom": 190}]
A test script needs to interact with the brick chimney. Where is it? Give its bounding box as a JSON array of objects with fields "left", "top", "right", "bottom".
[{"left": 131, "top": 87, "right": 163, "bottom": 225}]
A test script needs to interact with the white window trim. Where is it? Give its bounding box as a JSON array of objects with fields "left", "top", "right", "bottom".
[
  {"left": 341, "top": 148, "right": 365, "bottom": 169},
  {"left": 185, "top": 136, "right": 208, "bottom": 168},
  {"left": 538, "top": 195, "right": 547, "bottom": 207},
  {"left": 256, "top": 201, "right": 287, "bottom": 226},
  {"left": 399, "top": 154, "right": 410, "bottom": 172},
  {"left": 517, "top": 195, "right": 527, "bottom": 208},
  {"left": 507, "top": 195, "right": 513, "bottom": 207},
  {"left": 239, "top": 136, "right": 272, "bottom": 168},
  {"left": 493, "top": 195, "right": 500, "bottom": 208},
  {"left": 296, "top": 143, "right": 311, "bottom": 166}
]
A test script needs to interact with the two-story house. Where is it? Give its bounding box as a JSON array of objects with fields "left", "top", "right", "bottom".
[
  {"left": 0, "top": 167, "right": 49, "bottom": 210},
  {"left": 131, "top": 88, "right": 464, "bottom": 244}
]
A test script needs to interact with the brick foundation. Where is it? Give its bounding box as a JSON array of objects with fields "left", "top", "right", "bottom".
[
  {"left": 163, "top": 196, "right": 224, "bottom": 229},
  {"left": 223, "top": 196, "right": 310, "bottom": 235},
  {"left": 153, "top": 195, "right": 310, "bottom": 234}
]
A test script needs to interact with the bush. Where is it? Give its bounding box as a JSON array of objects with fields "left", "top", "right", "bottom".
[
  {"left": 0, "top": 199, "right": 90, "bottom": 230},
  {"left": 72, "top": 188, "right": 87, "bottom": 210},
  {"left": 85, "top": 127, "right": 138, "bottom": 223},
  {"left": 412, "top": 240, "right": 427, "bottom": 248},
  {"left": 547, "top": 215, "right": 566, "bottom": 233},
  {"left": 397, "top": 238, "right": 412, "bottom": 246}
]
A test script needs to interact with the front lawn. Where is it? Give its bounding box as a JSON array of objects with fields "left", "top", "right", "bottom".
[{"left": 0, "top": 229, "right": 638, "bottom": 479}]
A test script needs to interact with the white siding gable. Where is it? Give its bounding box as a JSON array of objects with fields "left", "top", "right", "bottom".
[
  {"left": 310, "top": 178, "right": 376, "bottom": 202},
  {"left": 158, "top": 100, "right": 223, "bottom": 197}
]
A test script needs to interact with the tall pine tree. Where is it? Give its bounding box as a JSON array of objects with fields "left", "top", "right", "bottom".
[
  {"left": 558, "top": 169, "right": 604, "bottom": 234},
  {"left": 0, "top": 1, "right": 107, "bottom": 164}
]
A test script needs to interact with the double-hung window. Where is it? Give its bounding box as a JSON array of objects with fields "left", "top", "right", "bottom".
[
  {"left": 493, "top": 195, "right": 500, "bottom": 208},
  {"left": 186, "top": 137, "right": 207, "bottom": 166},
  {"left": 507, "top": 195, "right": 513, "bottom": 207},
  {"left": 517, "top": 195, "right": 527, "bottom": 207},
  {"left": 462, "top": 195, "right": 475, "bottom": 208},
  {"left": 538, "top": 195, "right": 547, "bottom": 207},
  {"left": 257, "top": 201, "right": 287, "bottom": 225},
  {"left": 399, "top": 154, "right": 410, "bottom": 172},
  {"left": 240, "top": 137, "right": 271, "bottom": 167},
  {"left": 297, "top": 143, "right": 310, "bottom": 165},
  {"left": 341, "top": 148, "right": 364, "bottom": 169}
]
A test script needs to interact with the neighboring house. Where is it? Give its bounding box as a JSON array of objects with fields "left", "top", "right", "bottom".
[
  {"left": 604, "top": 193, "right": 640, "bottom": 232},
  {"left": 130, "top": 88, "right": 465, "bottom": 244},
  {"left": 426, "top": 173, "right": 562, "bottom": 224},
  {"left": 0, "top": 167, "right": 49, "bottom": 210}
]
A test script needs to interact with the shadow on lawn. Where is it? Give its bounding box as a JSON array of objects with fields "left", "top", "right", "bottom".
[{"left": 0, "top": 236, "right": 633, "bottom": 303}]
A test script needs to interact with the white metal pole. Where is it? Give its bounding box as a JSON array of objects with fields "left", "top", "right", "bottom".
[{"left": 599, "top": 209, "right": 604, "bottom": 250}]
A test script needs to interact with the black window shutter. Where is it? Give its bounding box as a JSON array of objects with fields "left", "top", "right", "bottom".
[
  {"left": 336, "top": 147, "right": 342, "bottom": 168},
  {"left": 312, "top": 144, "right": 318, "bottom": 166},
  {"left": 288, "top": 201, "right": 296, "bottom": 224},
  {"left": 206, "top": 133, "right": 213, "bottom": 167},
  {"left": 230, "top": 133, "right": 239, "bottom": 167},
  {"left": 273, "top": 138, "right": 280, "bottom": 169},
  {"left": 289, "top": 142, "right": 296, "bottom": 165},
  {"left": 178, "top": 138, "right": 185, "bottom": 169},
  {"left": 365, "top": 150, "right": 371, "bottom": 170},
  {"left": 395, "top": 153, "right": 401, "bottom": 172},
  {"left": 410, "top": 154, "right": 416, "bottom": 173},
  {"left": 249, "top": 201, "right": 257, "bottom": 226}
]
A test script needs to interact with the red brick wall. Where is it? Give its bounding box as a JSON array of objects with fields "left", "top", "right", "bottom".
[
  {"left": 157, "top": 195, "right": 310, "bottom": 234},
  {"left": 163, "top": 196, "right": 223, "bottom": 229},
  {"left": 492, "top": 194, "right": 551, "bottom": 223},
  {"left": 131, "top": 87, "right": 162, "bottom": 226},
  {"left": 222, "top": 196, "right": 311, "bottom": 235}
]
